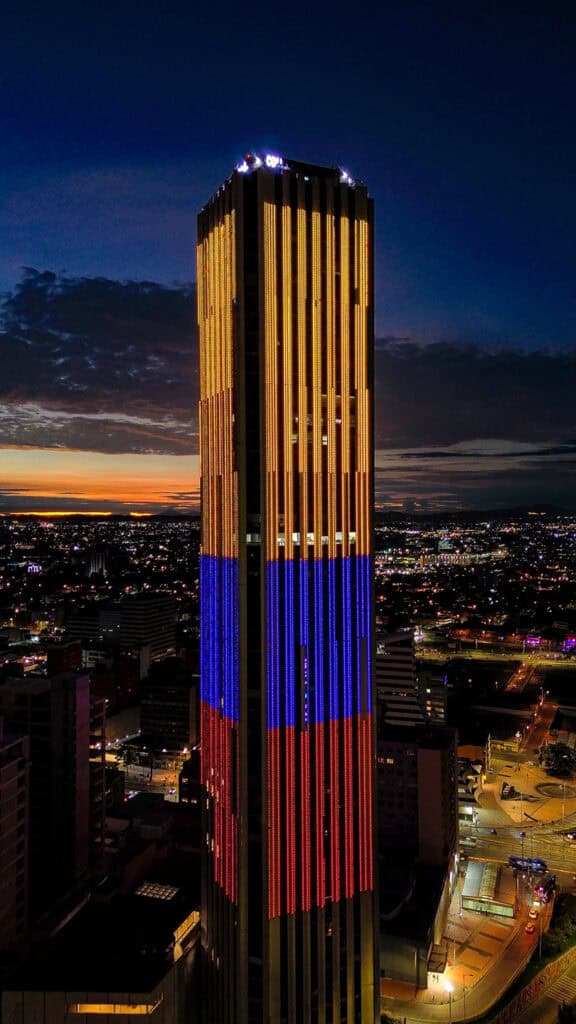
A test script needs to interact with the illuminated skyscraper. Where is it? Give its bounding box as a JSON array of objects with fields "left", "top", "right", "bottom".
[{"left": 198, "top": 153, "right": 376, "bottom": 1024}]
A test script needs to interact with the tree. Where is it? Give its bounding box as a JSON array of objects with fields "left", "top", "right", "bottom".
[{"left": 541, "top": 743, "right": 576, "bottom": 777}]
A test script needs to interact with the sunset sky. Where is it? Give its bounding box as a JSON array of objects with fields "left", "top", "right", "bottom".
[{"left": 1, "top": 4, "right": 575, "bottom": 513}]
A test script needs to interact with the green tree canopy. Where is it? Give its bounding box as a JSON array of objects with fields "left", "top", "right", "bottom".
[{"left": 541, "top": 743, "right": 576, "bottom": 777}]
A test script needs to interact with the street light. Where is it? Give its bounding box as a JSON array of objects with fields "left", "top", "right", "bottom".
[
  {"left": 463, "top": 972, "right": 473, "bottom": 1018},
  {"left": 538, "top": 904, "right": 544, "bottom": 959},
  {"left": 445, "top": 980, "right": 454, "bottom": 1024}
]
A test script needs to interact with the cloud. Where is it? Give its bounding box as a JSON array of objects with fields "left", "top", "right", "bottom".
[
  {"left": 374, "top": 340, "right": 576, "bottom": 448},
  {"left": 374, "top": 438, "right": 576, "bottom": 511},
  {"left": 1, "top": 269, "right": 576, "bottom": 510},
  {"left": 0, "top": 269, "right": 197, "bottom": 455}
]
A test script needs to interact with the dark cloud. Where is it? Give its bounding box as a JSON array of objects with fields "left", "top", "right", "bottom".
[
  {"left": 373, "top": 438, "right": 576, "bottom": 511},
  {"left": 0, "top": 269, "right": 197, "bottom": 454},
  {"left": 396, "top": 441, "right": 576, "bottom": 461},
  {"left": 1, "top": 270, "right": 576, "bottom": 515},
  {"left": 375, "top": 341, "right": 576, "bottom": 449}
]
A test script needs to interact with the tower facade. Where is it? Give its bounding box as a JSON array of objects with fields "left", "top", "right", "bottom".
[{"left": 198, "top": 154, "right": 376, "bottom": 1024}]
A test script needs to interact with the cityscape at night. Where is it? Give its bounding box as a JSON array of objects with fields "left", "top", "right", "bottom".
[
  {"left": 2, "top": 2, "right": 576, "bottom": 1023},
  {"left": 2, "top": 509, "right": 576, "bottom": 1018}
]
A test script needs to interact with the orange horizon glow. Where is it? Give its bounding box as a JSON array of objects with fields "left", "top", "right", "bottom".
[
  {"left": 1, "top": 447, "right": 199, "bottom": 512},
  {"left": 2, "top": 511, "right": 160, "bottom": 518},
  {"left": 5, "top": 511, "right": 114, "bottom": 517}
]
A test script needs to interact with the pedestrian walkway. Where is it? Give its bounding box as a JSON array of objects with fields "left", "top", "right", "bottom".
[
  {"left": 485, "top": 762, "right": 576, "bottom": 825},
  {"left": 547, "top": 974, "right": 576, "bottom": 1005},
  {"left": 381, "top": 867, "right": 538, "bottom": 1022}
]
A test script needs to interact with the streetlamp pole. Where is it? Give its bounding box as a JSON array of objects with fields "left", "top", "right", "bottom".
[
  {"left": 445, "top": 980, "right": 454, "bottom": 1024},
  {"left": 463, "top": 972, "right": 472, "bottom": 1018}
]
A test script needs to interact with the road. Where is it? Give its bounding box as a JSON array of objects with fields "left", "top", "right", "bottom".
[
  {"left": 382, "top": 732, "right": 576, "bottom": 1022},
  {"left": 419, "top": 648, "right": 576, "bottom": 669},
  {"left": 461, "top": 822, "right": 576, "bottom": 875},
  {"left": 526, "top": 699, "right": 557, "bottom": 752},
  {"left": 506, "top": 663, "right": 537, "bottom": 693},
  {"left": 383, "top": 698, "right": 576, "bottom": 1021}
]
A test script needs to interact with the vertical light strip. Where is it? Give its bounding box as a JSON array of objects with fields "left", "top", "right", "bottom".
[
  {"left": 314, "top": 560, "right": 326, "bottom": 906},
  {"left": 264, "top": 200, "right": 279, "bottom": 560},
  {"left": 263, "top": 196, "right": 282, "bottom": 918},
  {"left": 296, "top": 196, "right": 308, "bottom": 525},
  {"left": 328, "top": 558, "right": 340, "bottom": 901},
  {"left": 325, "top": 188, "right": 337, "bottom": 561},
  {"left": 324, "top": 184, "right": 341, "bottom": 905},
  {"left": 354, "top": 216, "right": 370, "bottom": 560},
  {"left": 311, "top": 188, "right": 322, "bottom": 562},
  {"left": 310, "top": 184, "right": 326, "bottom": 909},
  {"left": 285, "top": 561, "right": 297, "bottom": 913},
  {"left": 340, "top": 203, "right": 350, "bottom": 562},
  {"left": 281, "top": 186, "right": 297, "bottom": 916},
  {"left": 281, "top": 194, "right": 294, "bottom": 563},
  {"left": 299, "top": 558, "right": 312, "bottom": 912},
  {"left": 342, "top": 554, "right": 354, "bottom": 897},
  {"left": 301, "top": 728, "right": 312, "bottom": 912},
  {"left": 295, "top": 183, "right": 312, "bottom": 916},
  {"left": 343, "top": 715, "right": 354, "bottom": 898},
  {"left": 267, "top": 560, "right": 281, "bottom": 917},
  {"left": 198, "top": 189, "right": 239, "bottom": 908}
]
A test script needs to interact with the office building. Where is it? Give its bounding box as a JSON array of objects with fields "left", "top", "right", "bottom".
[
  {"left": 0, "top": 718, "right": 29, "bottom": 950},
  {"left": 377, "top": 724, "right": 458, "bottom": 864},
  {"left": 198, "top": 153, "right": 376, "bottom": 1023},
  {"left": 140, "top": 657, "right": 198, "bottom": 752},
  {"left": 89, "top": 697, "right": 106, "bottom": 873},
  {"left": 377, "top": 724, "right": 459, "bottom": 988},
  {"left": 66, "top": 592, "right": 176, "bottom": 662},
  {"left": 1, "top": 883, "right": 200, "bottom": 1024},
  {"left": 417, "top": 665, "right": 447, "bottom": 724},
  {"left": 375, "top": 630, "right": 425, "bottom": 728},
  {"left": 0, "top": 673, "right": 91, "bottom": 916}
]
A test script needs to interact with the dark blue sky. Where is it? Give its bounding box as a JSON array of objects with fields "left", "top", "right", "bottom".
[
  {"left": 1, "top": 2, "right": 576, "bottom": 512},
  {"left": 2, "top": 1, "right": 575, "bottom": 346}
]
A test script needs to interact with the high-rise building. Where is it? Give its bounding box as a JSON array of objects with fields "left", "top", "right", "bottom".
[
  {"left": 198, "top": 153, "right": 376, "bottom": 1023},
  {"left": 375, "top": 630, "right": 426, "bottom": 728},
  {"left": 140, "top": 657, "right": 198, "bottom": 752},
  {"left": 0, "top": 718, "right": 29, "bottom": 951},
  {"left": 66, "top": 592, "right": 177, "bottom": 662},
  {"left": 377, "top": 724, "right": 458, "bottom": 863},
  {"left": 0, "top": 673, "right": 91, "bottom": 916},
  {"left": 417, "top": 665, "right": 448, "bottom": 724}
]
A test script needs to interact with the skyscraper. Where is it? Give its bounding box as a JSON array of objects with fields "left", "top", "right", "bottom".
[
  {"left": 0, "top": 673, "right": 91, "bottom": 916},
  {"left": 198, "top": 153, "right": 376, "bottom": 1024},
  {"left": 375, "top": 630, "right": 426, "bottom": 728}
]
